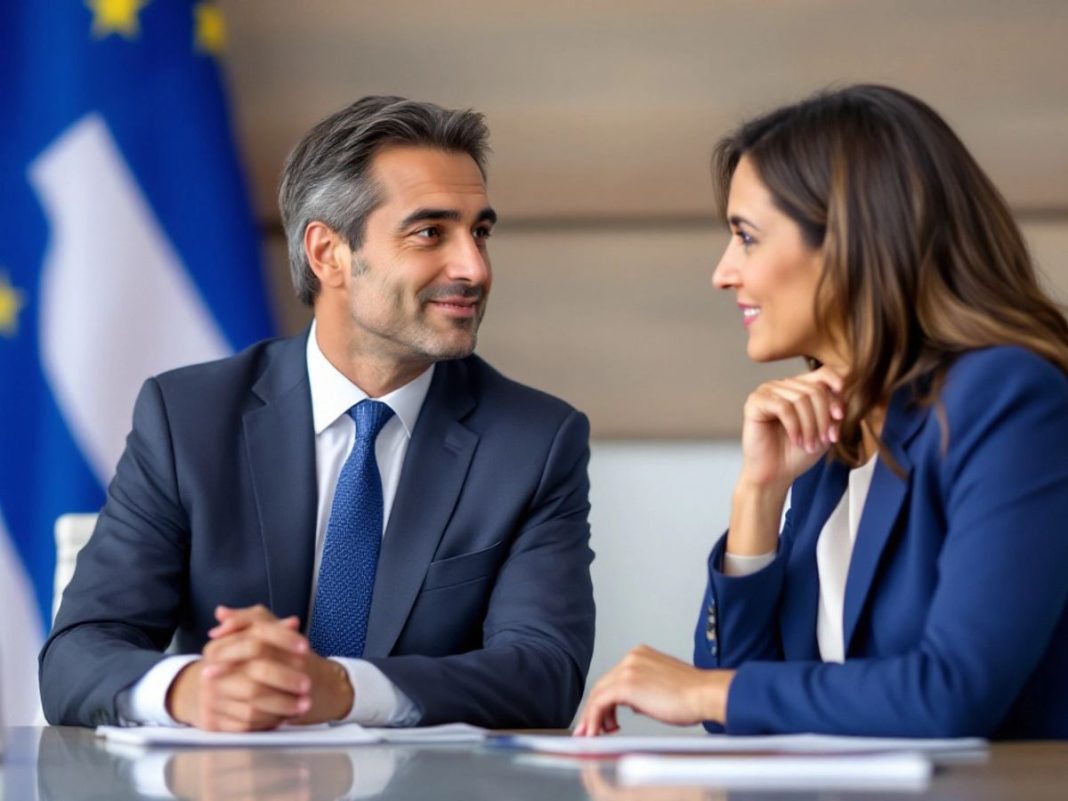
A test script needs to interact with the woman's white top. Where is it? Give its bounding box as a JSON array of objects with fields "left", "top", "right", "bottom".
[
  {"left": 813, "top": 455, "right": 877, "bottom": 662},
  {"left": 723, "top": 455, "right": 879, "bottom": 663}
]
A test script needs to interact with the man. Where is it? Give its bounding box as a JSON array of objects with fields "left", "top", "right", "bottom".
[{"left": 40, "top": 96, "right": 595, "bottom": 731}]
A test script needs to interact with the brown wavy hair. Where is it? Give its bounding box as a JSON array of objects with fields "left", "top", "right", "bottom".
[{"left": 712, "top": 84, "right": 1068, "bottom": 465}]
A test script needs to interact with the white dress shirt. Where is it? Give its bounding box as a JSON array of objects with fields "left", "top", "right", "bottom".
[
  {"left": 125, "top": 322, "right": 431, "bottom": 726},
  {"left": 723, "top": 456, "right": 878, "bottom": 663}
]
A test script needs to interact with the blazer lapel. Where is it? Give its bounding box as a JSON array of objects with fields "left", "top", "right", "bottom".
[
  {"left": 363, "top": 359, "right": 479, "bottom": 657},
  {"left": 782, "top": 459, "right": 848, "bottom": 659},
  {"left": 841, "top": 386, "right": 927, "bottom": 654},
  {"left": 242, "top": 333, "right": 318, "bottom": 627}
]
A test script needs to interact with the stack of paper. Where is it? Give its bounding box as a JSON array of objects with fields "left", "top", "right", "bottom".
[
  {"left": 617, "top": 751, "right": 933, "bottom": 790},
  {"left": 488, "top": 732, "right": 986, "bottom": 758},
  {"left": 96, "top": 722, "right": 486, "bottom": 749},
  {"left": 488, "top": 732, "right": 988, "bottom": 791}
]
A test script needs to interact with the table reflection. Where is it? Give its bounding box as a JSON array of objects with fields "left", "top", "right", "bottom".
[
  {"left": 167, "top": 749, "right": 355, "bottom": 801},
  {"left": 25, "top": 727, "right": 1052, "bottom": 801},
  {"left": 35, "top": 727, "right": 406, "bottom": 801},
  {"left": 581, "top": 764, "right": 725, "bottom": 801}
]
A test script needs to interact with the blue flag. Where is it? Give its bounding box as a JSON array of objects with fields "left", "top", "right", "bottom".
[{"left": 0, "top": 1, "right": 274, "bottom": 724}]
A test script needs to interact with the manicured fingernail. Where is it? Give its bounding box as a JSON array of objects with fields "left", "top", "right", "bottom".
[
  {"left": 831, "top": 405, "right": 844, "bottom": 420},
  {"left": 829, "top": 425, "right": 839, "bottom": 443},
  {"left": 298, "top": 698, "right": 311, "bottom": 713}
]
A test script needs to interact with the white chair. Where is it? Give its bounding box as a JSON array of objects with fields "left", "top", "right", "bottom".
[
  {"left": 51, "top": 512, "right": 181, "bottom": 664},
  {"left": 52, "top": 513, "right": 99, "bottom": 623}
]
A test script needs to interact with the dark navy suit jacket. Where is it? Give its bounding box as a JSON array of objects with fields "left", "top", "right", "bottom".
[
  {"left": 695, "top": 347, "right": 1068, "bottom": 738},
  {"left": 41, "top": 332, "right": 595, "bottom": 728}
]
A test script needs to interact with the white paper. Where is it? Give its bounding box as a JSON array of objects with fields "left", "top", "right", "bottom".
[
  {"left": 96, "top": 723, "right": 380, "bottom": 748},
  {"left": 364, "top": 723, "right": 487, "bottom": 743},
  {"left": 96, "top": 721, "right": 489, "bottom": 749},
  {"left": 492, "top": 732, "right": 986, "bottom": 757},
  {"left": 618, "top": 751, "right": 933, "bottom": 790}
]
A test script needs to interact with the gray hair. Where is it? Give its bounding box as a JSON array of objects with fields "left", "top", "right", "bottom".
[{"left": 278, "top": 95, "right": 491, "bottom": 305}]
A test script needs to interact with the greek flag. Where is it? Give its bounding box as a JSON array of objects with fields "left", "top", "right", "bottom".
[{"left": 0, "top": 1, "right": 273, "bottom": 724}]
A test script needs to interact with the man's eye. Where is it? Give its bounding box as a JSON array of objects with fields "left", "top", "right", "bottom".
[
  {"left": 414, "top": 227, "right": 440, "bottom": 239},
  {"left": 474, "top": 226, "right": 493, "bottom": 240}
]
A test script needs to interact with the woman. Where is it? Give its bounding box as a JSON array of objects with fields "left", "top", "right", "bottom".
[{"left": 576, "top": 85, "right": 1068, "bottom": 739}]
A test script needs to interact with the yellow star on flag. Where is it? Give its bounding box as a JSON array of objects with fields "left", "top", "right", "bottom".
[
  {"left": 0, "top": 272, "right": 27, "bottom": 338},
  {"left": 194, "top": 3, "right": 226, "bottom": 56},
  {"left": 86, "top": 0, "right": 150, "bottom": 40}
]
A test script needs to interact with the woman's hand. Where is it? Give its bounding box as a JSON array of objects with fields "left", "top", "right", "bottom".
[
  {"left": 724, "top": 366, "right": 845, "bottom": 557},
  {"left": 573, "top": 646, "right": 734, "bottom": 736},
  {"left": 739, "top": 365, "right": 845, "bottom": 492}
]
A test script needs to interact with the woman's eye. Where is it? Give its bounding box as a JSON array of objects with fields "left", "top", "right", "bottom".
[{"left": 736, "top": 230, "right": 755, "bottom": 248}]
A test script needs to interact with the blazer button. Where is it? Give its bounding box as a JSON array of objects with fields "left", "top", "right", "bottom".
[{"left": 708, "top": 641, "right": 718, "bottom": 657}]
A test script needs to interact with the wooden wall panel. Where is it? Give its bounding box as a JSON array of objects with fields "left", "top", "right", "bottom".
[
  {"left": 234, "top": 0, "right": 1068, "bottom": 438},
  {"left": 219, "top": 0, "right": 1068, "bottom": 221},
  {"left": 264, "top": 222, "right": 1068, "bottom": 438}
]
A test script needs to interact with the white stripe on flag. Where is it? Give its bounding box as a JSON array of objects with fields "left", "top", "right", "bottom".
[
  {"left": 0, "top": 509, "right": 44, "bottom": 726},
  {"left": 29, "top": 113, "right": 232, "bottom": 487}
]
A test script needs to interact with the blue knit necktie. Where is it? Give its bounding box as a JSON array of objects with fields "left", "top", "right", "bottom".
[{"left": 309, "top": 399, "right": 394, "bottom": 658}]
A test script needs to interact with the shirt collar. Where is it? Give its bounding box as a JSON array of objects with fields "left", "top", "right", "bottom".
[{"left": 306, "top": 320, "right": 434, "bottom": 438}]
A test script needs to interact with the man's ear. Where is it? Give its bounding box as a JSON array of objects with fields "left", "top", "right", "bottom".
[{"left": 304, "top": 221, "right": 351, "bottom": 292}]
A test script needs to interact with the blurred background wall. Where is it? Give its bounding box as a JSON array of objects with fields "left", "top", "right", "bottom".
[
  {"left": 220, "top": 0, "right": 1068, "bottom": 436},
  {"left": 215, "top": 0, "right": 1068, "bottom": 730},
  {"left": 211, "top": 0, "right": 1068, "bottom": 729}
]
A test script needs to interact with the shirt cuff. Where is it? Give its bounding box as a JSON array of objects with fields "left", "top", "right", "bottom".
[
  {"left": 124, "top": 655, "right": 200, "bottom": 726},
  {"left": 332, "top": 658, "right": 420, "bottom": 727},
  {"left": 722, "top": 550, "right": 777, "bottom": 577}
]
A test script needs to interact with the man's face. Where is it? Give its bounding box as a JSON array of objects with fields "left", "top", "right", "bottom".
[{"left": 340, "top": 146, "right": 495, "bottom": 366}]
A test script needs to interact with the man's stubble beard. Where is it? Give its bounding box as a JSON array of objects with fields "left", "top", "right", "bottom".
[
  {"left": 412, "top": 303, "right": 485, "bottom": 362},
  {"left": 351, "top": 255, "right": 487, "bottom": 362}
]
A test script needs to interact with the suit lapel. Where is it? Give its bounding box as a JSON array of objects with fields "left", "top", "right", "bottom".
[
  {"left": 782, "top": 459, "right": 848, "bottom": 659},
  {"left": 243, "top": 333, "right": 318, "bottom": 627},
  {"left": 363, "top": 359, "right": 479, "bottom": 657},
  {"left": 841, "top": 386, "right": 927, "bottom": 654}
]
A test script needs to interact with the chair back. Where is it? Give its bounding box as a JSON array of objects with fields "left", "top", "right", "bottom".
[{"left": 53, "top": 513, "right": 99, "bottom": 623}]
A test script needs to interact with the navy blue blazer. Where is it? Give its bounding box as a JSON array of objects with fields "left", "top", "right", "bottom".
[
  {"left": 695, "top": 347, "right": 1068, "bottom": 738},
  {"left": 41, "top": 331, "right": 595, "bottom": 728}
]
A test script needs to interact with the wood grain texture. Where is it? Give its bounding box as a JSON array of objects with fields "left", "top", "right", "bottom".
[
  {"left": 226, "top": 1, "right": 1068, "bottom": 437},
  {"left": 217, "top": 0, "right": 1068, "bottom": 220},
  {"left": 263, "top": 222, "right": 1068, "bottom": 438}
]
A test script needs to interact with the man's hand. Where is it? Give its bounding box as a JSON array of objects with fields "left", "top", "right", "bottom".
[
  {"left": 166, "top": 605, "right": 355, "bottom": 731},
  {"left": 167, "top": 747, "right": 354, "bottom": 801}
]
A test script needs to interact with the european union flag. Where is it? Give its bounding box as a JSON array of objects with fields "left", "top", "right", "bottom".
[{"left": 0, "top": 1, "right": 274, "bottom": 724}]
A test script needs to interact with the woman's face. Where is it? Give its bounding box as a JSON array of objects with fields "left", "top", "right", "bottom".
[{"left": 712, "top": 156, "right": 837, "bottom": 365}]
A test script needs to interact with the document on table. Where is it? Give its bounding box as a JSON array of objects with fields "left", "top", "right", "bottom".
[
  {"left": 488, "top": 732, "right": 987, "bottom": 758},
  {"left": 617, "top": 751, "right": 933, "bottom": 790},
  {"left": 96, "top": 722, "right": 486, "bottom": 748},
  {"left": 364, "top": 723, "right": 486, "bottom": 743}
]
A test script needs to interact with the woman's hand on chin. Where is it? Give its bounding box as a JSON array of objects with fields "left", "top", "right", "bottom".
[
  {"left": 739, "top": 364, "right": 845, "bottom": 492},
  {"left": 573, "top": 646, "right": 735, "bottom": 736}
]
